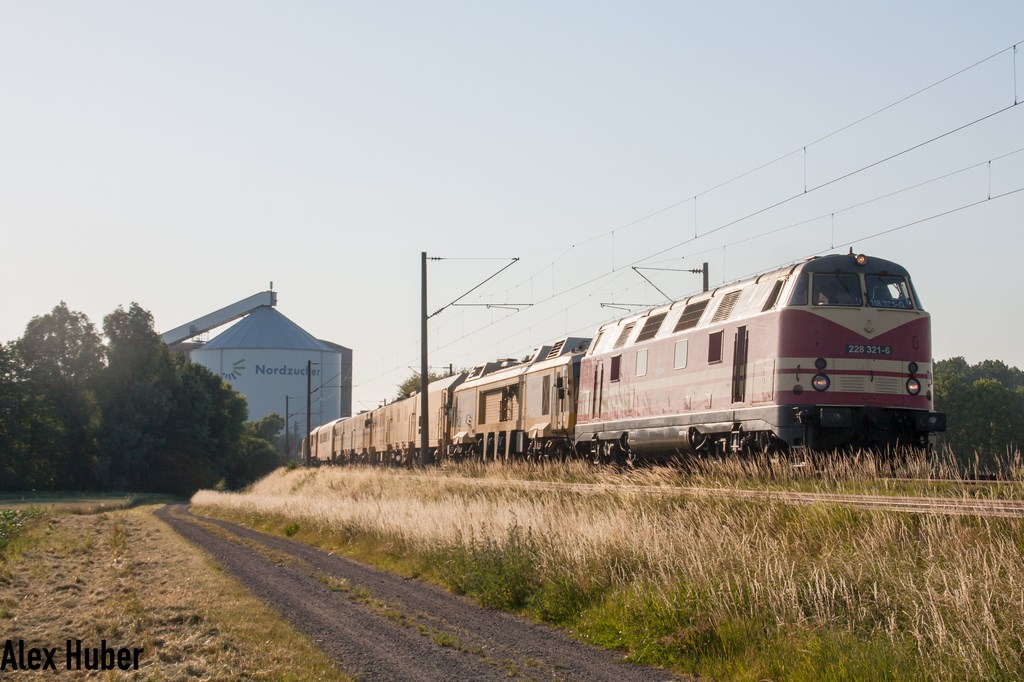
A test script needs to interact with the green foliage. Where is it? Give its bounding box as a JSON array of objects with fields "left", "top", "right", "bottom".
[
  {"left": 250, "top": 413, "right": 284, "bottom": 442},
  {"left": 442, "top": 524, "right": 540, "bottom": 609},
  {"left": 1, "top": 301, "right": 284, "bottom": 496},
  {"left": 529, "top": 572, "right": 605, "bottom": 625},
  {"left": 395, "top": 369, "right": 453, "bottom": 400},
  {"left": 575, "top": 587, "right": 932, "bottom": 680},
  {"left": 227, "top": 432, "right": 282, "bottom": 490},
  {"left": 934, "top": 357, "right": 1024, "bottom": 469},
  {"left": 3, "top": 303, "right": 104, "bottom": 490},
  {"left": 0, "top": 508, "right": 43, "bottom": 554},
  {"left": 96, "top": 303, "right": 178, "bottom": 490}
]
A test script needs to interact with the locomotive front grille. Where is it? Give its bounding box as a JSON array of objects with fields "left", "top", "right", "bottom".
[
  {"left": 873, "top": 376, "right": 901, "bottom": 394},
  {"left": 836, "top": 375, "right": 866, "bottom": 393}
]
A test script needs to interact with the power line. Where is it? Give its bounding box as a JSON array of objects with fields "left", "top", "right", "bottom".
[
  {"left": 352, "top": 40, "right": 1024, "bottom": 402},
  {"left": 399, "top": 172, "right": 1024, "bottom": 380},
  {"left": 493, "top": 39, "right": 1022, "bottom": 283}
]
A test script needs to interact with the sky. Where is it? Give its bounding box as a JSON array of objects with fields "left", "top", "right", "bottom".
[{"left": 2, "top": 1, "right": 1023, "bottom": 410}]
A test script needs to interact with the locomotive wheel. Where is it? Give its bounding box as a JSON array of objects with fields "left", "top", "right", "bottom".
[
  {"left": 610, "top": 442, "right": 634, "bottom": 468},
  {"left": 687, "top": 427, "right": 710, "bottom": 455},
  {"left": 559, "top": 441, "right": 572, "bottom": 462}
]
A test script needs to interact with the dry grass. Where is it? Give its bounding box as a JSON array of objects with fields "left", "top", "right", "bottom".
[
  {"left": 0, "top": 493, "right": 164, "bottom": 515},
  {"left": 0, "top": 504, "right": 349, "bottom": 681},
  {"left": 194, "top": 461, "right": 1024, "bottom": 679}
]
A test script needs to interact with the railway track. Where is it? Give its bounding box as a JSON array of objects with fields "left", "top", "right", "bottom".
[{"left": 440, "top": 476, "right": 1024, "bottom": 519}]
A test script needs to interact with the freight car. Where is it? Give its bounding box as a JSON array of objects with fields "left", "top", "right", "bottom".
[
  {"left": 449, "top": 337, "right": 591, "bottom": 462},
  {"left": 304, "top": 252, "right": 945, "bottom": 466},
  {"left": 308, "top": 371, "right": 471, "bottom": 466}
]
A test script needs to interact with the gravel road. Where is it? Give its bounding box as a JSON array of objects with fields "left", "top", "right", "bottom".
[{"left": 155, "top": 504, "right": 679, "bottom": 682}]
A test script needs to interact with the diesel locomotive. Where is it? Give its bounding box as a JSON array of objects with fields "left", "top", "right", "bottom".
[{"left": 305, "top": 252, "right": 946, "bottom": 465}]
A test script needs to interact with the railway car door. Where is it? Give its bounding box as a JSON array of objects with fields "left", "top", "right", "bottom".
[
  {"left": 731, "top": 326, "right": 749, "bottom": 404},
  {"left": 553, "top": 368, "right": 567, "bottom": 431},
  {"left": 439, "top": 388, "right": 450, "bottom": 452},
  {"left": 592, "top": 361, "right": 604, "bottom": 418},
  {"left": 363, "top": 415, "right": 373, "bottom": 457}
]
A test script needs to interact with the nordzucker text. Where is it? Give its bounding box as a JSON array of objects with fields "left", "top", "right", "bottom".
[{"left": 1, "top": 639, "right": 143, "bottom": 671}]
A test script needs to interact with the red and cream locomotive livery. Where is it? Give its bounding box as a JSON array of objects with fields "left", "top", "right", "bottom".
[{"left": 575, "top": 252, "right": 946, "bottom": 462}]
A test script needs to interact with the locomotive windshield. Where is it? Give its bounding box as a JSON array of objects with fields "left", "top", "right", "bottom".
[
  {"left": 812, "top": 273, "right": 862, "bottom": 306},
  {"left": 788, "top": 269, "right": 920, "bottom": 309},
  {"left": 788, "top": 273, "right": 808, "bottom": 305},
  {"left": 866, "top": 274, "right": 914, "bottom": 309}
]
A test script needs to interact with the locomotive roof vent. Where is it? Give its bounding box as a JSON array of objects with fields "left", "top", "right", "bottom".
[
  {"left": 546, "top": 339, "right": 566, "bottom": 359},
  {"left": 711, "top": 289, "right": 743, "bottom": 324}
]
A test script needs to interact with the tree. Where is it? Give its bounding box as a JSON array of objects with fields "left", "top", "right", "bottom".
[
  {"left": 395, "top": 369, "right": 454, "bottom": 400},
  {"left": 3, "top": 300, "right": 283, "bottom": 495},
  {"left": 0, "top": 342, "right": 35, "bottom": 489},
  {"left": 250, "top": 413, "right": 284, "bottom": 443},
  {"left": 934, "top": 357, "right": 1024, "bottom": 469},
  {"left": 11, "top": 303, "right": 105, "bottom": 489},
  {"left": 225, "top": 414, "right": 284, "bottom": 489},
  {"left": 96, "top": 303, "right": 178, "bottom": 489}
]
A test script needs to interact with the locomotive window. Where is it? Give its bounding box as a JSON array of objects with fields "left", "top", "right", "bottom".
[
  {"left": 674, "top": 340, "right": 688, "bottom": 369},
  {"left": 610, "top": 355, "right": 622, "bottom": 382},
  {"left": 636, "top": 349, "right": 648, "bottom": 377},
  {"left": 865, "top": 275, "right": 914, "bottom": 309},
  {"left": 542, "top": 375, "right": 550, "bottom": 415},
  {"left": 812, "top": 273, "right": 862, "bottom": 306},
  {"left": 673, "top": 299, "right": 709, "bottom": 332},
  {"left": 787, "top": 273, "right": 808, "bottom": 305},
  {"left": 708, "top": 331, "right": 723, "bottom": 364},
  {"left": 762, "top": 278, "right": 785, "bottom": 311}
]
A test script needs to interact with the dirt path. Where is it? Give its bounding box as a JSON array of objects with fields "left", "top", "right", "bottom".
[
  {"left": 155, "top": 504, "right": 678, "bottom": 682},
  {"left": 1, "top": 506, "right": 348, "bottom": 680}
]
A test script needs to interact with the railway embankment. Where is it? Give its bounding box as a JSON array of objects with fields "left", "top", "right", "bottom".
[{"left": 192, "top": 456, "right": 1024, "bottom": 680}]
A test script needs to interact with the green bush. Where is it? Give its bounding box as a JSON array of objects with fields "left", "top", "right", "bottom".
[
  {"left": 0, "top": 508, "right": 43, "bottom": 554},
  {"left": 443, "top": 523, "right": 539, "bottom": 610}
]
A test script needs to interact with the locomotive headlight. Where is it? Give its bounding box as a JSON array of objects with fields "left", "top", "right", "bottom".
[
  {"left": 855, "top": 253, "right": 868, "bottom": 266},
  {"left": 906, "top": 378, "right": 922, "bottom": 395},
  {"left": 908, "top": 361, "right": 919, "bottom": 375},
  {"left": 815, "top": 357, "right": 827, "bottom": 370},
  {"left": 812, "top": 373, "right": 831, "bottom": 391}
]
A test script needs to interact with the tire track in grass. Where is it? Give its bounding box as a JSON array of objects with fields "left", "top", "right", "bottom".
[{"left": 156, "top": 504, "right": 679, "bottom": 682}]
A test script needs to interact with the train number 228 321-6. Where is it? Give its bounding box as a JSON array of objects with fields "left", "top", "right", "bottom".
[{"left": 846, "top": 343, "right": 893, "bottom": 355}]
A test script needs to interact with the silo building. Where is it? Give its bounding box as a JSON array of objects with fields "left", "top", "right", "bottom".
[{"left": 162, "top": 291, "right": 352, "bottom": 454}]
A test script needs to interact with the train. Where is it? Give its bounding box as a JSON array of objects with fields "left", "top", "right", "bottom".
[{"left": 304, "top": 252, "right": 946, "bottom": 466}]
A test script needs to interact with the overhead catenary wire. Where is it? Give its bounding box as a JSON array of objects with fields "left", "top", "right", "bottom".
[
  {"left": 516, "top": 39, "right": 1022, "bottom": 265},
  {"left": 352, "top": 147, "right": 1024, "bottom": 396},
  {"left": 484, "top": 39, "right": 1023, "bottom": 305},
  {"left": 368, "top": 153, "right": 1024, "bottom": 390},
  {"left": 351, "top": 40, "right": 1024, "bottom": 400},
  {"left": 448, "top": 181, "right": 1024, "bottom": 369}
]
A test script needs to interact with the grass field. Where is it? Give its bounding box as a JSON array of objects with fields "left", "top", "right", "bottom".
[
  {"left": 0, "top": 497, "right": 350, "bottom": 681},
  {"left": 0, "top": 492, "right": 177, "bottom": 515},
  {"left": 193, "top": 455, "right": 1024, "bottom": 681}
]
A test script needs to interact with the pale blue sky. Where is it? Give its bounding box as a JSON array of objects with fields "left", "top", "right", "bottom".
[{"left": 2, "top": 2, "right": 1022, "bottom": 408}]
